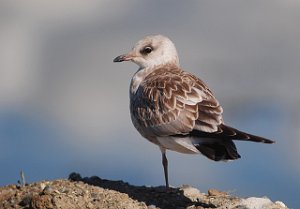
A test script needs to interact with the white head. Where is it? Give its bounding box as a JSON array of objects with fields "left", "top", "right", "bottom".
[{"left": 113, "top": 35, "right": 179, "bottom": 68}]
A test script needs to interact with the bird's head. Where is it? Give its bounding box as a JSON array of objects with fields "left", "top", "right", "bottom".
[{"left": 113, "top": 35, "right": 179, "bottom": 68}]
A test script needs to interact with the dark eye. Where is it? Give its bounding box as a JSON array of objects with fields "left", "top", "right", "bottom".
[{"left": 141, "top": 46, "right": 153, "bottom": 55}]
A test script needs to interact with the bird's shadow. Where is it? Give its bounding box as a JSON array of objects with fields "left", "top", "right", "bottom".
[{"left": 68, "top": 172, "right": 216, "bottom": 209}]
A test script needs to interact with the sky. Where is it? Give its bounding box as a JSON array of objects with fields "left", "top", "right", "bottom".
[{"left": 0, "top": 0, "right": 299, "bottom": 208}]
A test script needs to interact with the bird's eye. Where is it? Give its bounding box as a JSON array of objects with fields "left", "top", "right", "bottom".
[{"left": 141, "top": 46, "right": 153, "bottom": 55}]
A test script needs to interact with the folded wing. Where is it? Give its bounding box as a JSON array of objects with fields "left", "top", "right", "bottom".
[{"left": 130, "top": 65, "right": 223, "bottom": 138}]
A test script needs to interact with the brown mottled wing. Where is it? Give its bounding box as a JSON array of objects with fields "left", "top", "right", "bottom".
[{"left": 130, "top": 66, "right": 223, "bottom": 138}]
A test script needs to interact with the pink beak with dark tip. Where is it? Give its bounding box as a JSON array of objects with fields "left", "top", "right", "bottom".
[{"left": 113, "top": 54, "right": 131, "bottom": 62}]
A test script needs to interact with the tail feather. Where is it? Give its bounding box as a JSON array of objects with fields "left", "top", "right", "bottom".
[
  {"left": 190, "top": 124, "right": 275, "bottom": 144},
  {"left": 171, "top": 123, "right": 274, "bottom": 161},
  {"left": 195, "top": 140, "right": 241, "bottom": 161},
  {"left": 220, "top": 124, "right": 275, "bottom": 144}
]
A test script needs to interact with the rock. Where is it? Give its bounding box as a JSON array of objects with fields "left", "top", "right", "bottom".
[
  {"left": 41, "top": 185, "right": 53, "bottom": 195},
  {"left": 275, "top": 201, "right": 287, "bottom": 208},
  {"left": 208, "top": 188, "right": 228, "bottom": 197},
  {"left": 0, "top": 173, "right": 289, "bottom": 209},
  {"left": 180, "top": 185, "right": 205, "bottom": 203},
  {"left": 19, "top": 194, "right": 32, "bottom": 207},
  {"left": 30, "top": 194, "right": 53, "bottom": 209},
  {"left": 238, "top": 197, "right": 289, "bottom": 209},
  {"left": 239, "top": 197, "right": 272, "bottom": 208}
]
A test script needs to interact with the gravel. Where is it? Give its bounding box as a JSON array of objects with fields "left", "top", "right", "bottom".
[{"left": 0, "top": 172, "right": 288, "bottom": 209}]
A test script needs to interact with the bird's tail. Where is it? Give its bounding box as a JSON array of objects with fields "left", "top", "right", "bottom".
[
  {"left": 219, "top": 124, "right": 275, "bottom": 144},
  {"left": 173, "top": 124, "right": 274, "bottom": 161},
  {"left": 191, "top": 124, "right": 274, "bottom": 161},
  {"left": 195, "top": 140, "right": 241, "bottom": 161},
  {"left": 190, "top": 124, "right": 275, "bottom": 144}
]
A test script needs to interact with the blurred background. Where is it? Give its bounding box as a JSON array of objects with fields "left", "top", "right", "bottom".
[{"left": 0, "top": 0, "right": 299, "bottom": 207}]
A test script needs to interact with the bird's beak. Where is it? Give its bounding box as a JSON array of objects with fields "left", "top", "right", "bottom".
[{"left": 113, "top": 53, "right": 133, "bottom": 62}]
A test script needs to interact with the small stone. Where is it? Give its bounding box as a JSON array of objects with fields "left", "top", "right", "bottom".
[
  {"left": 9, "top": 198, "right": 15, "bottom": 205},
  {"left": 275, "top": 201, "right": 287, "bottom": 207},
  {"left": 40, "top": 183, "right": 46, "bottom": 191},
  {"left": 19, "top": 194, "right": 32, "bottom": 206},
  {"left": 59, "top": 187, "right": 69, "bottom": 193},
  {"left": 208, "top": 189, "right": 228, "bottom": 196},
  {"left": 86, "top": 201, "right": 94, "bottom": 208},
  {"left": 30, "top": 194, "right": 53, "bottom": 209},
  {"left": 181, "top": 185, "right": 201, "bottom": 196},
  {"left": 54, "top": 189, "right": 61, "bottom": 194},
  {"left": 91, "top": 192, "right": 98, "bottom": 199},
  {"left": 148, "top": 204, "right": 156, "bottom": 209},
  {"left": 42, "top": 185, "right": 53, "bottom": 195},
  {"left": 239, "top": 197, "right": 272, "bottom": 208}
]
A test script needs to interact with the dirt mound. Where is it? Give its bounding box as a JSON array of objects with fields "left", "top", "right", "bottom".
[{"left": 0, "top": 172, "right": 288, "bottom": 209}]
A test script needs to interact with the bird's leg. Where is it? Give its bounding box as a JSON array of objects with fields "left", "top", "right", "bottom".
[
  {"left": 160, "top": 147, "right": 169, "bottom": 189},
  {"left": 162, "top": 152, "right": 169, "bottom": 189}
]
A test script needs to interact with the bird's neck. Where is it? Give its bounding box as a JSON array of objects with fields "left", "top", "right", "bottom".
[
  {"left": 130, "top": 67, "right": 154, "bottom": 94},
  {"left": 130, "top": 62, "right": 180, "bottom": 95}
]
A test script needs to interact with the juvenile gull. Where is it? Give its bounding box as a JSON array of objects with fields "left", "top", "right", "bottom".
[{"left": 113, "top": 35, "right": 274, "bottom": 189}]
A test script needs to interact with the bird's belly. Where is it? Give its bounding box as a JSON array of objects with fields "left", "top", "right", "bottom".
[{"left": 156, "top": 136, "right": 201, "bottom": 154}]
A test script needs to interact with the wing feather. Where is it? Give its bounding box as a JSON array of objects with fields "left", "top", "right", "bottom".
[{"left": 130, "top": 65, "right": 223, "bottom": 137}]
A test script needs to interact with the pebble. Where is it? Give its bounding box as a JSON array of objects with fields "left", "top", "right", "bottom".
[
  {"left": 239, "top": 197, "right": 272, "bottom": 208},
  {"left": 275, "top": 201, "right": 287, "bottom": 207},
  {"left": 208, "top": 189, "right": 228, "bottom": 196},
  {"left": 19, "top": 194, "right": 32, "bottom": 207},
  {"left": 180, "top": 185, "right": 201, "bottom": 196},
  {"left": 42, "top": 185, "right": 53, "bottom": 195},
  {"left": 147, "top": 204, "right": 156, "bottom": 209}
]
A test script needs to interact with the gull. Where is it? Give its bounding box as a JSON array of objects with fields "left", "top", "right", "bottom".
[{"left": 113, "top": 35, "right": 274, "bottom": 189}]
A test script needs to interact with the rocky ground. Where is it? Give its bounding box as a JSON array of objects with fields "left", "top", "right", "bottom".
[{"left": 0, "top": 172, "right": 288, "bottom": 209}]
